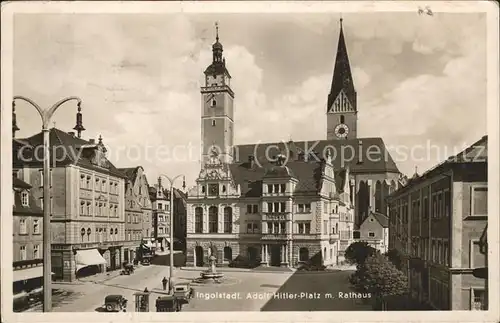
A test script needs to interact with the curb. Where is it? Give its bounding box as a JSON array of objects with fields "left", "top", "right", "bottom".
[{"left": 179, "top": 267, "right": 295, "bottom": 274}]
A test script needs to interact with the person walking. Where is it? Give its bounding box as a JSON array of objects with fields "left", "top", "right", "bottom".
[{"left": 162, "top": 277, "right": 168, "bottom": 291}]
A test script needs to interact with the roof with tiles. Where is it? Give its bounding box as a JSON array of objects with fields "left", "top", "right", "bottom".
[
  {"left": 233, "top": 137, "right": 399, "bottom": 174},
  {"left": 389, "top": 135, "right": 487, "bottom": 198},
  {"left": 13, "top": 176, "right": 43, "bottom": 216},
  {"left": 13, "top": 128, "right": 127, "bottom": 179},
  {"left": 370, "top": 211, "right": 389, "bottom": 228},
  {"left": 227, "top": 160, "right": 348, "bottom": 198}
]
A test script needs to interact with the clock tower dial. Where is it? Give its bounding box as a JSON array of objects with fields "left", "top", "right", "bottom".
[{"left": 334, "top": 123, "right": 349, "bottom": 138}]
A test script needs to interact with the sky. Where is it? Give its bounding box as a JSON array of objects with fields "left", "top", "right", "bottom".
[{"left": 12, "top": 12, "right": 487, "bottom": 187}]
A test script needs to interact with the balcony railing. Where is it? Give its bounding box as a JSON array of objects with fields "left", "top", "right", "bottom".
[
  {"left": 262, "top": 212, "right": 290, "bottom": 221},
  {"left": 329, "top": 233, "right": 339, "bottom": 243},
  {"left": 261, "top": 233, "right": 289, "bottom": 240}
]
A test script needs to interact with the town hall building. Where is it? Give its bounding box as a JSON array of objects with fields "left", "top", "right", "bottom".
[{"left": 186, "top": 20, "right": 403, "bottom": 268}]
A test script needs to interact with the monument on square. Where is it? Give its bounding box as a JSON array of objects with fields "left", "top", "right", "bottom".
[{"left": 194, "top": 245, "right": 224, "bottom": 284}]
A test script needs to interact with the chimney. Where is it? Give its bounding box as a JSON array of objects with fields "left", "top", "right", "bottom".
[
  {"left": 248, "top": 155, "right": 255, "bottom": 168},
  {"left": 89, "top": 139, "right": 95, "bottom": 144},
  {"left": 68, "top": 131, "right": 75, "bottom": 137},
  {"left": 276, "top": 154, "right": 285, "bottom": 166}
]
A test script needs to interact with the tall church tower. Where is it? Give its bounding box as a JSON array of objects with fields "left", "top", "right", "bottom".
[
  {"left": 200, "top": 23, "right": 235, "bottom": 167},
  {"left": 327, "top": 18, "right": 358, "bottom": 140}
]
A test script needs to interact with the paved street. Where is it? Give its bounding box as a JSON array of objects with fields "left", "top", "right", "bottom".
[
  {"left": 26, "top": 265, "right": 372, "bottom": 312},
  {"left": 261, "top": 270, "right": 373, "bottom": 311}
]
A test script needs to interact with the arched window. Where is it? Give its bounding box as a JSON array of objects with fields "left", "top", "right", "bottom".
[
  {"left": 195, "top": 207, "right": 203, "bottom": 233},
  {"left": 299, "top": 247, "right": 309, "bottom": 261},
  {"left": 222, "top": 185, "right": 226, "bottom": 193},
  {"left": 224, "top": 246, "right": 232, "bottom": 261},
  {"left": 81, "top": 228, "right": 85, "bottom": 242},
  {"left": 340, "top": 115, "right": 345, "bottom": 124},
  {"left": 209, "top": 206, "right": 218, "bottom": 233},
  {"left": 201, "top": 185, "right": 206, "bottom": 194},
  {"left": 223, "top": 207, "right": 233, "bottom": 233},
  {"left": 212, "top": 99, "right": 217, "bottom": 107}
]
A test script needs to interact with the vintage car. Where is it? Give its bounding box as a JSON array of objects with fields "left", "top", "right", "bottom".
[
  {"left": 173, "top": 283, "right": 194, "bottom": 304},
  {"left": 141, "top": 258, "right": 151, "bottom": 266},
  {"left": 120, "top": 263, "right": 135, "bottom": 275},
  {"left": 155, "top": 295, "right": 181, "bottom": 312},
  {"left": 104, "top": 294, "right": 128, "bottom": 312}
]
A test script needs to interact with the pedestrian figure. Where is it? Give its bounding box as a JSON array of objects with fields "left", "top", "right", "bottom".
[{"left": 162, "top": 277, "right": 168, "bottom": 291}]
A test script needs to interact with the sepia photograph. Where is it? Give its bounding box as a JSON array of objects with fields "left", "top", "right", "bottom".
[{"left": 1, "top": 1, "right": 499, "bottom": 322}]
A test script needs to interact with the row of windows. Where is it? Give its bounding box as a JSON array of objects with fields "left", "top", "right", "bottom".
[
  {"left": 391, "top": 186, "right": 488, "bottom": 224},
  {"left": 267, "top": 202, "right": 286, "bottom": 213},
  {"left": 80, "top": 227, "right": 120, "bottom": 242},
  {"left": 18, "top": 244, "right": 40, "bottom": 261},
  {"left": 127, "top": 213, "right": 142, "bottom": 224},
  {"left": 410, "top": 237, "right": 450, "bottom": 266},
  {"left": 80, "top": 174, "right": 120, "bottom": 194},
  {"left": 267, "top": 184, "right": 286, "bottom": 194},
  {"left": 18, "top": 218, "right": 40, "bottom": 235},
  {"left": 194, "top": 206, "right": 233, "bottom": 233},
  {"left": 80, "top": 201, "right": 119, "bottom": 217},
  {"left": 126, "top": 230, "right": 143, "bottom": 241},
  {"left": 157, "top": 226, "right": 170, "bottom": 235},
  {"left": 157, "top": 202, "right": 170, "bottom": 211},
  {"left": 158, "top": 214, "right": 169, "bottom": 223}
]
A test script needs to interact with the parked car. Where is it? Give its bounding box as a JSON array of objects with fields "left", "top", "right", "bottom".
[
  {"left": 156, "top": 295, "right": 181, "bottom": 312},
  {"left": 296, "top": 261, "right": 326, "bottom": 271},
  {"left": 141, "top": 258, "right": 151, "bottom": 266},
  {"left": 228, "top": 255, "right": 260, "bottom": 268},
  {"left": 104, "top": 295, "right": 128, "bottom": 312},
  {"left": 173, "top": 282, "right": 194, "bottom": 304}
]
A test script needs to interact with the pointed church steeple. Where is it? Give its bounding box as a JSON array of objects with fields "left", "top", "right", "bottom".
[{"left": 327, "top": 18, "right": 357, "bottom": 112}]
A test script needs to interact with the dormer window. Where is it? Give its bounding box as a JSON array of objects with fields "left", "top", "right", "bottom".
[{"left": 21, "top": 191, "right": 29, "bottom": 206}]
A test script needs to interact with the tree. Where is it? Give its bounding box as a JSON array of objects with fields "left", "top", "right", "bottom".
[
  {"left": 385, "top": 248, "right": 404, "bottom": 270},
  {"left": 349, "top": 253, "right": 408, "bottom": 310},
  {"left": 344, "top": 241, "right": 377, "bottom": 265}
]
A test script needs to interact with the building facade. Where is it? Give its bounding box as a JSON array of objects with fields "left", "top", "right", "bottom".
[
  {"left": 12, "top": 176, "right": 44, "bottom": 307},
  {"left": 357, "top": 211, "right": 389, "bottom": 253},
  {"left": 118, "top": 166, "right": 153, "bottom": 263},
  {"left": 185, "top": 22, "right": 402, "bottom": 268},
  {"left": 149, "top": 182, "right": 188, "bottom": 252},
  {"left": 150, "top": 178, "right": 171, "bottom": 251},
  {"left": 387, "top": 136, "right": 488, "bottom": 310},
  {"left": 13, "top": 129, "right": 127, "bottom": 282}
]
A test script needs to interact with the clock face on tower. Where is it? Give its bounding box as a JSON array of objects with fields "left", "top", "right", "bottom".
[{"left": 334, "top": 123, "right": 349, "bottom": 138}]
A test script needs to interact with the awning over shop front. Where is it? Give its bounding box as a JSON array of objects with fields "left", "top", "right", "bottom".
[
  {"left": 13, "top": 266, "right": 52, "bottom": 281},
  {"left": 75, "top": 248, "right": 107, "bottom": 271}
]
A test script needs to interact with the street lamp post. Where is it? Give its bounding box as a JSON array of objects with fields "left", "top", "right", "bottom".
[
  {"left": 158, "top": 174, "right": 186, "bottom": 288},
  {"left": 13, "top": 96, "right": 83, "bottom": 312}
]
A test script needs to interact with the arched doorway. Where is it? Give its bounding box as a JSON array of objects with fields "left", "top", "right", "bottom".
[
  {"left": 299, "top": 247, "right": 309, "bottom": 262},
  {"left": 224, "top": 247, "right": 232, "bottom": 262},
  {"left": 195, "top": 246, "right": 203, "bottom": 267}
]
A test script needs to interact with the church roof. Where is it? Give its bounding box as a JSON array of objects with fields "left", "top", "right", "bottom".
[
  {"left": 13, "top": 128, "right": 127, "bottom": 179},
  {"left": 328, "top": 20, "right": 356, "bottom": 111},
  {"left": 233, "top": 137, "right": 400, "bottom": 174}
]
